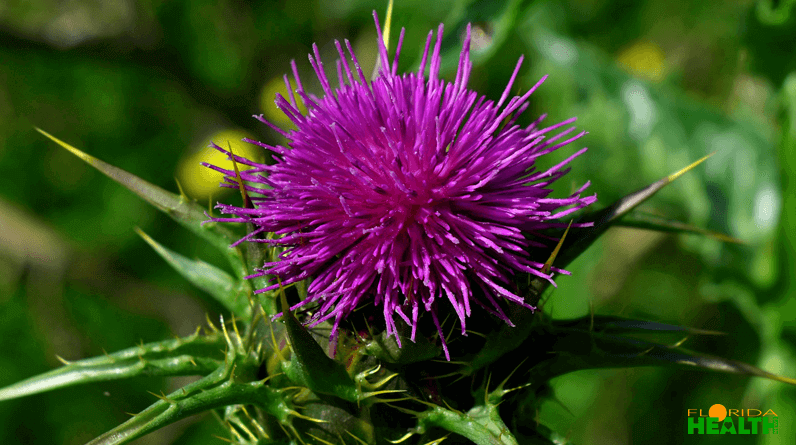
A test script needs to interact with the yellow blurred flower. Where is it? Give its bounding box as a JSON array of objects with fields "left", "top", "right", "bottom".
[
  {"left": 617, "top": 41, "right": 666, "bottom": 83},
  {"left": 176, "top": 128, "right": 260, "bottom": 200},
  {"left": 259, "top": 76, "right": 307, "bottom": 129}
]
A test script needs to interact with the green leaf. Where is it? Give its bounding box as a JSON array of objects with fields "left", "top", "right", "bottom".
[
  {"left": 461, "top": 310, "right": 722, "bottom": 377},
  {"left": 0, "top": 331, "right": 225, "bottom": 401},
  {"left": 391, "top": 375, "right": 527, "bottom": 444},
  {"left": 289, "top": 390, "right": 377, "bottom": 445},
  {"left": 555, "top": 154, "right": 713, "bottom": 270},
  {"left": 465, "top": 312, "right": 791, "bottom": 387},
  {"left": 278, "top": 291, "right": 359, "bottom": 403},
  {"left": 363, "top": 330, "right": 439, "bottom": 364},
  {"left": 414, "top": 402, "right": 518, "bottom": 445},
  {"left": 524, "top": 154, "right": 714, "bottom": 305},
  {"left": 462, "top": 307, "right": 538, "bottom": 376},
  {"left": 242, "top": 223, "right": 279, "bottom": 317},
  {"left": 525, "top": 323, "right": 796, "bottom": 387},
  {"left": 614, "top": 211, "right": 742, "bottom": 244},
  {"left": 35, "top": 128, "right": 249, "bottom": 278},
  {"left": 85, "top": 349, "right": 291, "bottom": 445},
  {"left": 554, "top": 314, "right": 726, "bottom": 336},
  {"left": 135, "top": 227, "right": 252, "bottom": 319}
]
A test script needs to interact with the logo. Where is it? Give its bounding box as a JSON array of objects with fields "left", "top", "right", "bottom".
[{"left": 687, "top": 404, "right": 778, "bottom": 435}]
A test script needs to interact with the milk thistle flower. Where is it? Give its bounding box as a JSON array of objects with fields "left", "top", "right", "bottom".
[{"left": 207, "top": 13, "right": 596, "bottom": 359}]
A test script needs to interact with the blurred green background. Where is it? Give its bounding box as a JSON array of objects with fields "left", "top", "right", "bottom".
[{"left": 1, "top": 0, "right": 795, "bottom": 443}]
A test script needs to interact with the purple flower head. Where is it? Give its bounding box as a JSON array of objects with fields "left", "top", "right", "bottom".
[{"left": 206, "top": 13, "right": 596, "bottom": 360}]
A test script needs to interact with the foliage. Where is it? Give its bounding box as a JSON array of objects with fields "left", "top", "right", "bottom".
[{"left": 1, "top": 0, "right": 795, "bottom": 444}]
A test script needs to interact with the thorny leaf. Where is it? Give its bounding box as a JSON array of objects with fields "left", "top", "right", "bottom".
[
  {"left": 36, "top": 128, "right": 250, "bottom": 280},
  {"left": 0, "top": 331, "right": 225, "bottom": 401},
  {"left": 136, "top": 227, "right": 252, "bottom": 319}
]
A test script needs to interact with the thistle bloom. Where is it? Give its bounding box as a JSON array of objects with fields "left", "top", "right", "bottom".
[{"left": 207, "top": 13, "right": 596, "bottom": 360}]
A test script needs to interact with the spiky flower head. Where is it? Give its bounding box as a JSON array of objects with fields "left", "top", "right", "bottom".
[{"left": 207, "top": 13, "right": 596, "bottom": 359}]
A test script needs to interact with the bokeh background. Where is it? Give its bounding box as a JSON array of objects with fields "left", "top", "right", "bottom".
[{"left": 1, "top": 0, "right": 795, "bottom": 443}]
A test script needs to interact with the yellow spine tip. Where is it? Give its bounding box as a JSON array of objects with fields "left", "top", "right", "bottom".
[
  {"left": 35, "top": 127, "right": 96, "bottom": 164},
  {"left": 383, "top": 0, "right": 395, "bottom": 50},
  {"left": 667, "top": 152, "right": 715, "bottom": 183}
]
